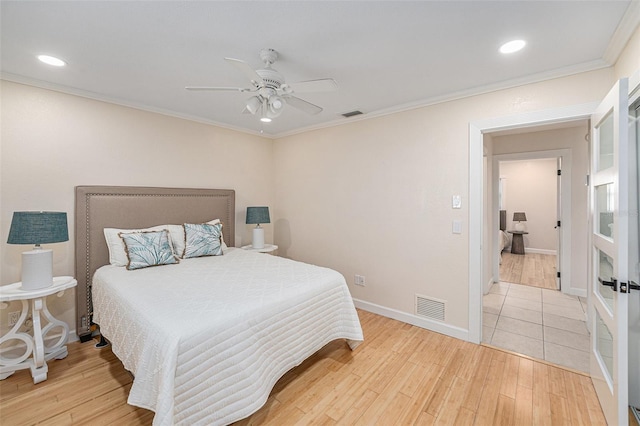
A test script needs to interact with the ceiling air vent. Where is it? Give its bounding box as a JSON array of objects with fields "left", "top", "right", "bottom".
[
  {"left": 415, "top": 294, "right": 445, "bottom": 322},
  {"left": 341, "top": 110, "right": 363, "bottom": 118}
]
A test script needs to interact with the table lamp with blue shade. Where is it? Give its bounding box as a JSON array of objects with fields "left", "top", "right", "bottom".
[
  {"left": 7, "top": 211, "right": 69, "bottom": 290},
  {"left": 246, "top": 206, "right": 270, "bottom": 249}
]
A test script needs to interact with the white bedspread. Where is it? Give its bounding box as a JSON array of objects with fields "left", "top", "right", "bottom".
[
  {"left": 499, "top": 230, "right": 510, "bottom": 252},
  {"left": 92, "top": 248, "right": 363, "bottom": 425}
]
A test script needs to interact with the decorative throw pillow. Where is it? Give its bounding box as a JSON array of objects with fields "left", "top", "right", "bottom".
[
  {"left": 120, "top": 230, "right": 179, "bottom": 270},
  {"left": 105, "top": 225, "right": 183, "bottom": 266},
  {"left": 183, "top": 223, "right": 223, "bottom": 258},
  {"left": 206, "top": 219, "right": 228, "bottom": 251}
]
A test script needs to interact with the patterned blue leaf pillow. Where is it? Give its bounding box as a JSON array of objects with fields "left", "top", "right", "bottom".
[
  {"left": 120, "top": 230, "right": 179, "bottom": 270},
  {"left": 184, "top": 223, "right": 223, "bottom": 258}
]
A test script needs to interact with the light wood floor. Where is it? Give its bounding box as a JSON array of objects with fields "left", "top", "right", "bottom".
[
  {"left": 500, "top": 252, "right": 558, "bottom": 290},
  {"left": 0, "top": 310, "right": 607, "bottom": 425}
]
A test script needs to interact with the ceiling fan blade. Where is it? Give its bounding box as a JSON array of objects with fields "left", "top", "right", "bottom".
[
  {"left": 185, "top": 86, "right": 253, "bottom": 92},
  {"left": 225, "top": 57, "right": 264, "bottom": 86},
  {"left": 288, "top": 78, "right": 337, "bottom": 93},
  {"left": 285, "top": 96, "right": 323, "bottom": 115}
]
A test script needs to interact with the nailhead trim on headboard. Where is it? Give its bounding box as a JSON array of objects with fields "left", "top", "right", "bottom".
[{"left": 75, "top": 186, "right": 236, "bottom": 339}]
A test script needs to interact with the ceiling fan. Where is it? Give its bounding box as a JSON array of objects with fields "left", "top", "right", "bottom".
[{"left": 186, "top": 48, "right": 337, "bottom": 122}]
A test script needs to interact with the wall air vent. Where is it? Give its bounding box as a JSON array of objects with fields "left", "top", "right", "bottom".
[
  {"left": 415, "top": 294, "right": 445, "bottom": 321},
  {"left": 341, "top": 110, "right": 363, "bottom": 118}
]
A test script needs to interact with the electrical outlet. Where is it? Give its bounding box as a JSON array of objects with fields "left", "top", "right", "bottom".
[
  {"left": 8, "top": 311, "right": 20, "bottom": 327},
  {"left": 354, "top": 275, "right": 366, "bottom": 286}
]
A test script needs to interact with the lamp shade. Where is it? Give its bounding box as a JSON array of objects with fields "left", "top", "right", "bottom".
[
  {"left": 245, "top": 96, "right": 261, "bottom": 115},
  {"left": 246, "top": 207, "right": 270, "bottom": 225},
  {"left": 7, "top": 211, "right": 69, "bottom": 245},
  {"left": 512, "top": 212, "right": 527, "bottom": 222}
]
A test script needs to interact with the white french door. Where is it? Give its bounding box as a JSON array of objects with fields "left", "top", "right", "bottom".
[{"left": 589, "top": 78, "right": 630, "bottom": 425}]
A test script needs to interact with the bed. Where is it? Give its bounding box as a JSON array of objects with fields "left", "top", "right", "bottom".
[
  {"left": 75, "top": 186, "right": 363, "bottom": 425},
  {"left": 499, "top": 210, "right": 510, "bottom": 263}
]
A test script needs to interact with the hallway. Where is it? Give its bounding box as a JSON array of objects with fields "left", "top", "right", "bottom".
[{"left": 500, "top": 252, "right": 557, "bottom": 290}]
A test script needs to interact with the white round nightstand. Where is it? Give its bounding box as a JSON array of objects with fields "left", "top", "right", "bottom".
[
  {"left": 240, "top": 244, "right": 279, "bottom": 255},
  {"left": 0, "top": 276, "right": 77, "bottom": 384}
]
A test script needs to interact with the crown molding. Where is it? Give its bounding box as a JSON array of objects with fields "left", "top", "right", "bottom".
[
  {"left": 603, "top": 0, "right": 640, "bottom": 65},
  {"left": 0, "top": 72, "right": 272, "bottom": 140},
  {"left": 273, "top": 59, "right": 610, "bottom": 139},
  {"left": 0, "top": 57, "right": 614, "bottom": 141}
]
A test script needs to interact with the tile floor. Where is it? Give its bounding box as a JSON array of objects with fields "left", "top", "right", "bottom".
[{"left": 482, "top": 281, "right": 590, "bottom": 372}]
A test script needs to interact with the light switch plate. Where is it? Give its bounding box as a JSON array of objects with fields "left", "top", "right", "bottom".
[
  {"left": 453, "top": 220, "right": 462, "bottom": 234},
  {"left": 452, "top": 195, "right": 461, "bottom": 209}
]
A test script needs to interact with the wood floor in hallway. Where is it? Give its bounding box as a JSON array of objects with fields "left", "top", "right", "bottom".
[{"left": 500, "top": 252, "right": 557, "bottom": 289}]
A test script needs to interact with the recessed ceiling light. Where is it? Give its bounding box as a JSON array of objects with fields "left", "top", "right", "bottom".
[
  {"left": 260, "top": 117, "right": 272, "bottom": 123},
  {"left": 499, "top": 40, "right": 526, "bottom": 54},
  {"left": 37, "top": 55, "right": 66, "bottom": 67}
]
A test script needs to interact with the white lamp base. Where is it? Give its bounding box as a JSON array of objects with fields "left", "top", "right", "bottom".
[
  {"left": 515, "top": 222, "right": 525, "bottom": 231},
  {"left": 252, "top": 226, "right": 265, "bottom": 249},
  {"left": 21, "top": 249, "right": 53, "bottom": 290}
]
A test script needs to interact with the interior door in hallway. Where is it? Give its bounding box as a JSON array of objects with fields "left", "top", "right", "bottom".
[{"left": 556, "top": 156, "right": 562, "bottom": 290}]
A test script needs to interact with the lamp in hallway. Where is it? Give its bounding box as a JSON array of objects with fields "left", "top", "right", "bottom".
[
  {"left": 513, "top": 212, "right": 527, "bottom": 231},
  {"left": 7, "top": 211, "right": 69, "bottom": 290},
  {"left": 246, "top": 206, "right": 270, "bottom": 249}
]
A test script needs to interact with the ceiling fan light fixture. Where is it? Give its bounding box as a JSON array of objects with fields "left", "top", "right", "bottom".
[
  {"left": 269, "top": 96, "right": 283, "bottom": 111},
  {"left": 267, "top": 95, "right": 284, "bottom": 119},
  {"left": 259, "top": 96, "right": 272, "bottom": 122},
  {"left": 245, "top": 96, "right": 262, "bottom": 115}
]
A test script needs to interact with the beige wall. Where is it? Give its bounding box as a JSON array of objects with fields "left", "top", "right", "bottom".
[
  {"left": 274, "top": 68, "right": 616, "bottom": 331},
  {"left": 1, "top": 81, "right": 274, "bottom": 333},
  {"left": 499, "top": 158, "right": 558, "bottom": 252}
]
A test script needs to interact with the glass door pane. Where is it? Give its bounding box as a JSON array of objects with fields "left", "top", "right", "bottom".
[
  {"left": 595, "top": 183, "right": 614, "bottom": 238},
  {"left": 595, "top": 309, "right": 614, "bottom": 382},
  {"left": 596, "top": 112, "right": 614, "bottom": 171},
  {"left": 595, "top": 249, "right": 615, "bottom": 312}
]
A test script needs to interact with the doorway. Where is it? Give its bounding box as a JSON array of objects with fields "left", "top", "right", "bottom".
[
  {"left": 483, "top": 138, "right": 590, "bottom": 371},
  {"left": 467, "top": 102, "right": 597, "bottom": 346},
  {"left": 497, "top": 157, "right": 560, "bottom": 290}
]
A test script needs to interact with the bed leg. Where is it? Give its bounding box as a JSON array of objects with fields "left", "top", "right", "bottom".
[
  {"left": 346, "top": 339, "right": 363, "bottom": 350},
  {"left": 95, "top": 335, "right": 109, "bottom": 349},
  {"left": 79, "top": 333, "right": 94, "bottom": 343}
]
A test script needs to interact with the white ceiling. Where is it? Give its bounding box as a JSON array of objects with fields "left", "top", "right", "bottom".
[{"left": 1, "top": 1, "right": 637, "bottom": 138}]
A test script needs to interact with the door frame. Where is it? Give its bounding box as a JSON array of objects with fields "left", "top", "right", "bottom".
[
  {"left": 490, "top": 149, "right": 572, "bottom": 295},
  {"left": 468, "top": 102, "right": 598, "bottom": 344}
]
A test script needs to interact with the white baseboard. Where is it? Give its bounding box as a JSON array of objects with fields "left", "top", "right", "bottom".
[
  {"left": 68, "top": 329, "right": 79, "bottom": 343},
  {"left": 565, "top": 287, "right": 587, "bottom": 298},
  {"left": 524, "top": 248, "right": 557, "bottom": 255},
  {"left": 485, "top": 277, "right": 495, "bottom": 295},
  {"left": 352, "top": 298, "right": 469, "bottom": 341}
]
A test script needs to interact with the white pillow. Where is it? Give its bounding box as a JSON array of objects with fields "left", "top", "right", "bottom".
[{"left": 104, "top": 225, "right": 183, "bottom": 267}]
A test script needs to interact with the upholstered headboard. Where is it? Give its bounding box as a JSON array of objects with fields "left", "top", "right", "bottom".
[
  {"left": 74, "top": 186, "right": 235, "bottom": 340},
  {"left": 499, "top": 210, "right": 507, "bottom": 231}
]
